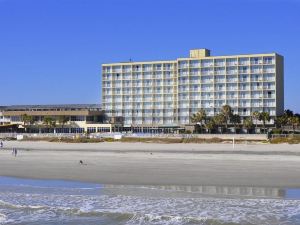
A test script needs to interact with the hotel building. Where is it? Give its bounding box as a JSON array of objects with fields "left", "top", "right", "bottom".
[
  {"left": 0, "top": 104, "right": 123, "bottom": 133},
  {"left": 102, "top": 49, "right": 284, "bottom": 131}
]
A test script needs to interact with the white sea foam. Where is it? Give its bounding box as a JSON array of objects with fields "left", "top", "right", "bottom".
[
  {"left": 0, "top": 200, "right": 46, "bottom": 210},
  {"left": 0, "top": 188, "right": 300, "bottom": 225},
  {"left": 0, "top": 213, "right": 7, "bottom": 223}
]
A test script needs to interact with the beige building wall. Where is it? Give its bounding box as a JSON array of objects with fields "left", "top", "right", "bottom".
[{"left": 0, "top": 105, "right": 117, "bottom": 133}]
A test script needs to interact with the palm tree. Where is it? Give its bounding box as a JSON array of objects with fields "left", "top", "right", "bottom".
[
  {"left": 214, "top": 113, "right": 226, "bottom": 133},
  {"left": 57, "top": 115, "right": 69, "bottom": 133},
  {"left": 230, "top": 114, "right": 241, "bottom": 133},
  {"left": 190, "top": 109, "right": 206, "bottom": 133},
  {"left": 205, "top": 118, "right": 215, "bottom": 134},
  {"left": 243, "top": 118, "right": 253, "bottom": 134},
  {"left": 275, "top": 115, "right": 288, "bottom": 129},
  {"left": 21, "top": 114, "right": 33, "bottom": 133},
  {"left": 43, "top": 116, "right": 55, "bottom": 133},
  {"left": 221, "top": 105, "right": 233, "bottom": 131},
  {"left": 288, "top": 116, "right": 300, "bottom": 133},
  {"left": 284, "top": 109, "right": 294, "bottom": 117},
  {"left": 251, "top": 111, "right": 260, "bottom": 129},
  {"left": 259, "top": 112, "right": 270, "bottom": 133}
]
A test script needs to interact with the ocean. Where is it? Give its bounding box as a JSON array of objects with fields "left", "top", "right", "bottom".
[{"left": 0, "top": 176, "right": 300, "bottom": 225}]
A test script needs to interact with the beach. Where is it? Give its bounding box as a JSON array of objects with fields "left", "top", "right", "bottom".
[
  {"left": 1, "top": 141, "right": 300, "bottom": 225},
  {"left": 1, "top": 141, "right": 300, "bottom": 188}
]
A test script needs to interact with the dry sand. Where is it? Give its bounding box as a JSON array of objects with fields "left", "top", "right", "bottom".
[{"left": 1, "top": 141, "right": 300, "bottom": 188}]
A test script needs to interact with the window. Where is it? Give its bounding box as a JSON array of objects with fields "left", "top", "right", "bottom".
[
  {"left": 87, "top": 127, "right": 96, "bottom": 133},
  {"left": 70, "top": 128, "right": 84, "bottom": 133},
  {"left": 70, "top": 116, "right": 85, "bottom": 121},
  {"left": 11, "top": 116, "right": 21, "bottom": 122},
  {"left": 268, "top": 91, "right": 272, "bottom": 98}
]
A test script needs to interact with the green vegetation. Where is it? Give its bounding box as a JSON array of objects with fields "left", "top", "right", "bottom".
[
  {"left": 251, "top": 111, "right": 260, "bottom": 129},
  {"left": 190, "top": 105, "right": 300, "bottom": 135},
  {"left": 221, "top": 105, "right": 232, "bottom": 130},
  {"left": 21, "top": 114, "right": 34, "bottom": 132},
  {"left": 259, "top": 112, "right": 270, "bottom": 133},
  {"left": 270, "top": 136, "right": 300, "bottom": 144},
  {"left": 243, "top": 118, "right": 253, "bottom": 134},
  {"left": 57, "top": 115, "right": 69, "bottom": 130},
  {"left": 230, "top": 114, "right": 241, "bottom": 132},
  {"left": 21, "top": 136, "right": 266, "bottom": 144},
  {"left": 43, "top": 116, "right": 56, "bottom": 132},
  {"left": 190, "top": 109, "right": 206, "bottom": 133}
]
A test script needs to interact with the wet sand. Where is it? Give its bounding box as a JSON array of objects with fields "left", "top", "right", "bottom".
[{"left": 1, "top": 141, "right": 300, "bottom": 187}]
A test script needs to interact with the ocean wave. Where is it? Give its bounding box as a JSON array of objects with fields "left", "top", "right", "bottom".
[
  {"left": 126, "top": 214, "right": 219, "bottom": 225},
  {"left": 13, "top": 184, "right": 102, "bottom": 190},
  {"left": 0, "top": 192, "right": 300, "bottom": 225},
  {"left": 0, "top": 200, "right": 46, "bottom": 210}
]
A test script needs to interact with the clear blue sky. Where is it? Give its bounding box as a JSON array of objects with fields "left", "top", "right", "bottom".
[{"left": 0, "top": 0, "right": 299, "bottom": 112}]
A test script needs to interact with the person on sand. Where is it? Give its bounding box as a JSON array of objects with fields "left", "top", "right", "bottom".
[
  {"left": 79, "top": 160, "right": 87, "bottom": 165},
  {"left": 12, "top": 148, "right": 17, "bottom": 157},
  {"left": 0, "top": 141, "right": 3, "bottom": 149}
]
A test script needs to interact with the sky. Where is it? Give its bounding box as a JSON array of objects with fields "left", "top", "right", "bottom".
[{"left": 0, "top": 0, "right": 299, "bottom": 112}]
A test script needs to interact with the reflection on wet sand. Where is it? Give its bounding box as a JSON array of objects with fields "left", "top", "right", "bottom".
[{"left": 104, "top": 184, "right": 286, "bottom": 198}]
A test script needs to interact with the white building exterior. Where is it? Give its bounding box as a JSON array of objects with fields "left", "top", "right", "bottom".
[{"left": 102, "top": 49, "right": 284, "bottom": 129}]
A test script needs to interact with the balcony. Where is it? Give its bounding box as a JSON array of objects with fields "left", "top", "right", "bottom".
[
  {"left": 263, "top": 95, "right": 275, "bottom": 99},
  {"left": 263, "top": 60, "right": 275, "bottom": 64},
  {"left": 239, "top": 112, "right": 251, "bottom": 116},
  {"left": 227, "top": 79, "right": 238, "bottom": 83},
  {"left": 201, "top": 88, "right": 214, "bottom": 92},
  {"left": 215, "top": 71, "right": 226, "bottom": 75},
  {"left": 264, "top": 103, "right": 275, "bottom": 107},
  {"left": 133, "top": 113, "right": 143, "bottom": 117},
  {"left": 239, "top": 104, "right": 251, "bottom": 107},
  {"left": 202, "top": 72, "right": 214, "bottom": 76},
  {"left": 251, "top": 70, "right": 263, "bottom": 73},
  {"left": 201, "top": 79, "right": 213, "bottom": 83},
  {"left": 215, "top": 63, "right": 225, "bottom": 67},
  {"left": 250, "top": 60, "right": 263, "bottom": 65},
  {"left": 238, "top": 70, "right": 249, "bottom": 74},
  {"left": 252, "top": 104, "right": 263, "bottom": 107},
  {"left": 263, "top": 69, "right": 275, "bottom": 73},
  {"left": 264, "top": 78, "right": 275, "bottom": 82}
]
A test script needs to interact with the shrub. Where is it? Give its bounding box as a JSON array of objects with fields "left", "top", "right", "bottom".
[
  {"left": 271, "top": 129, "right": 282, "bottom": 134},
  {"left": 270, "top": 136, "right": 300, "bottom": 144}
]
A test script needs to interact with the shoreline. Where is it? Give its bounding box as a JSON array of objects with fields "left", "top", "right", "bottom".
[{"left": 1, "top": 141, "right": 300, "bottom": 188}]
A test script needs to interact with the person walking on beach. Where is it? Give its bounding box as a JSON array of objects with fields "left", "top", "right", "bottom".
[
  {"left": 12, "top": 148, "right": 17, "bottom": 157},
  {"left": 0, "top": 141, "right": 3, "bottom": 149}
]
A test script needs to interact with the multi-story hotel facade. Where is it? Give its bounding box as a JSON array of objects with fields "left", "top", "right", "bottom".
[{"left": 102, "top": 49, "right": 284, "bottom": 131}]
